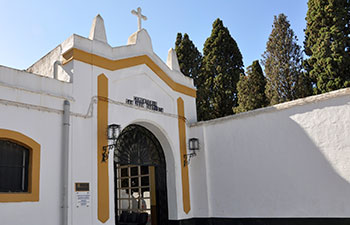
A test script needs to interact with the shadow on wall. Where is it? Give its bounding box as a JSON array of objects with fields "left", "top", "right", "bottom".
[{"left": 205, "top": 95, "right": 350, "bottom": 217}]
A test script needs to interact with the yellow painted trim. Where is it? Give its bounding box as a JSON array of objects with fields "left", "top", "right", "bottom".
[
  {"left": 62, "top": 48, "right": 196, "bottom": 98},
  {"left": 150, "top": 166, "right": 157, "bottom": 225},
  {"left": 97, "top": 74, "right": 109, "bottom": 223},
  {"left": 177, "top": 98, "right": 191, "bottom": 214},
  {"left": 0, "top": 129, "right": 40, "bottom": 202}
]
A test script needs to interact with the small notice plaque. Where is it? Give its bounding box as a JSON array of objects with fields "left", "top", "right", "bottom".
[
  {"left": 75, "top": 182, "right": 90, "bottom": 208},
  {"left": 75, "top": 183, "right": 89, "bottom": 192}
]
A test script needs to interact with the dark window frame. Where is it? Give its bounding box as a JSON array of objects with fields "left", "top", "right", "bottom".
[
  {"left": 0, "top": 139, "right": 30, "bottom": 193},
  {"left": 0, "top": 129, "right": 40, "bottom": 202}
]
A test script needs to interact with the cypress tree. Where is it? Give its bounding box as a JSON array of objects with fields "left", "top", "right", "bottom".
[
  {"left": 201, "top": 18, "right": 244, "bottom": 120},
  {"left": 175, "top": 33, "right": 202, "bottom": 86},
  {"left": 304, "top": 0, "right": 350, "bottom": 93},
  {"left": 262, "top": 14, "right": 310, "bottom": 105},
  {"left": 174, "top": 33, "right": 204, "bottom": 121},
  {"left": 234, "top": 60, "right": 267, "bottom": 113}
]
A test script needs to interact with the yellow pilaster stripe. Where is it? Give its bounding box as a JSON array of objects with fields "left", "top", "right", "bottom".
[
  {"left": 62, "top": 48, "right": 196, "bottom": 98},
  {"left": 97, "top": 74, "right": 109, "bottom": 223},
  {"left": 177, "top": 97, "right": 191, "bottom": 214},
  {"left": 150, "top": 166, "right": 157, "bottom": 223}
]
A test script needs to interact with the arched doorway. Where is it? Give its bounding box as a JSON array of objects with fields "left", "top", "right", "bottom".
[{"left": 114, "top": 124, "right": 168, "bottom": 225}]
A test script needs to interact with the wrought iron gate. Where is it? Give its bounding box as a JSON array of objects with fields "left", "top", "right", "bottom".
[{"left": 114, "top": 125, "right": 169, "bottom": 225}]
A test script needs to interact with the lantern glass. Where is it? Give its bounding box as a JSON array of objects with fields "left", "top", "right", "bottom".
[
  {"left": 108, "top": 124, "right": 121, "bottom": 140},
  {"left": 189, "top": 138, "right": 199, "bottom": 151}
]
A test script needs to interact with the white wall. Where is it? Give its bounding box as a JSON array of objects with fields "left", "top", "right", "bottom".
[
  {"left": 0, "top": 67, "right": 71, "bottom": 225},
  {"left": 189, "top": 89, "right": 350, "bottom": 218},
  {"left": 26, "top": 35, "right": 74, "bottom": 82},
  {"left": 63, "top": 38, "right": 198, "bottom": 223},
  {"left": 0, "top": 26, "right": 197, "bottom": 225}
]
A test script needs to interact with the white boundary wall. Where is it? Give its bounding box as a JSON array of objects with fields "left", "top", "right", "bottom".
[{"left": 189, "top": 88, "right": 350, "bottom": 218}]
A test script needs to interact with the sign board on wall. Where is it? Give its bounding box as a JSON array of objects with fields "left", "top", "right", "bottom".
[
  {"left": 75, "top": 182, "right": 90, "bottom": 208},
  {"left": 126, "top": 96, "right": 164, "bottom": 112}
]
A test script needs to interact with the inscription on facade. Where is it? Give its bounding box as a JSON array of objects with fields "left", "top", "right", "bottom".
[
  {"left": 126, "top": 96, "right": 164, "bottom": 112},
  {"left": 75, "top": 182, "right": 90, "bottom": 208}
]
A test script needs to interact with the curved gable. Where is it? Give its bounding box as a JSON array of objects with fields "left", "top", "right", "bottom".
[{"left": 62, "top": 48, "right": 196, "bottom": 98}]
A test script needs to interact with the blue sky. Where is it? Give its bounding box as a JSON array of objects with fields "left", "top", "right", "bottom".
[{"left": 0, "top": 0, "right": 308, "bottom": 70}]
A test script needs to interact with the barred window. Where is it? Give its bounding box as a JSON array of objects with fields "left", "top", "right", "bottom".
[{"left": 0, "top": 140, "right": 29, "bottom": 192}]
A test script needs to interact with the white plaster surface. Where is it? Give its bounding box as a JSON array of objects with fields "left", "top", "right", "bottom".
[
  {"left": 167, "top": 48, "right": 181, "bottom": 72},
  {"left": 26, "top": 45, "right": 71, "bottom": 82},
  {"left": 89, "top": 14, "right": 108, "bottom": 43},
  {"left": 189, "top": 89, "right": 350, "bottom": 218},
  {"left": 127, "top": 29, "right": 153, "bottom": 53},
  {"left": 0, "top": 99, "right": 65, "bottom": 225}
]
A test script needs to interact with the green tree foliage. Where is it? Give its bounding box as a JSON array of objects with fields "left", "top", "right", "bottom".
[
  {"left": 175, "top": 33, "right": 202, "bottom": 86},
  {"left": 234, "top": 60, "right": 267, "bottom": 113},
  {"left": 200, "top": 18, "right": 244, "bottom": 120},
  {"left": 304, "top": 0, "right": 350, "bottom": 93},
  {"left": 174, "top": 33, "right": 205, "bottom": 121},
  {"left": 262, "top": 14, "right": 311, "bottom": 105}
]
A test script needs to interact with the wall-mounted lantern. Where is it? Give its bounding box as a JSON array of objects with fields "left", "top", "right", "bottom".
[
  {"left": 184, "top": 138, "right": 200, "bottom": 167},
  {"left": 102, "top": 124, "right": 121, "bottom": 162},
  {"left": 107, "top": 124, "right": 121, "bottom": 140}
]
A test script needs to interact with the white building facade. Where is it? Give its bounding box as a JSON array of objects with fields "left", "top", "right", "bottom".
[{"left": 0, "top": 14, "right": 350, "bottom": 225}]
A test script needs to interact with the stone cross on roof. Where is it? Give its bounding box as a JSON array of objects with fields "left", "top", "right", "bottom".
[{"left": 131, "top": 7, "right": 147, "bottom": 31}]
